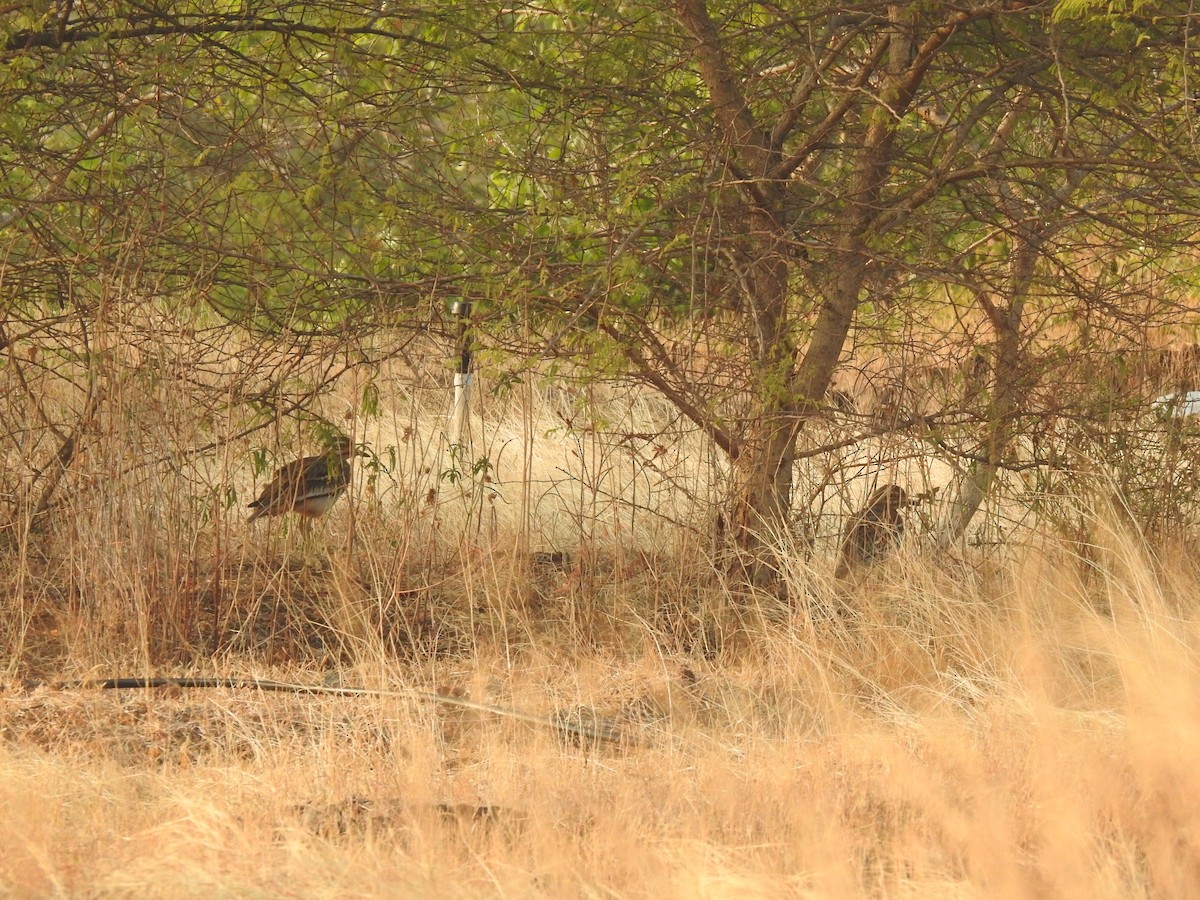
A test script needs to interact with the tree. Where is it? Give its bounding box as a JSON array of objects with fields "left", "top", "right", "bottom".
[
  {"left": 0, "top": 2, "right": 474, "bottom": 522},
  {"left": 4, "top": 2, "right": 1200, "bottom": 595},
  {"left": 451, "top": 1, "right": 1200, "bottom": 587}
]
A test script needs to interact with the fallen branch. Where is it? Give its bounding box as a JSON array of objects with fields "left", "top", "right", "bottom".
[{"left": 12, "top": 676, "right": 633, "bottom": 747}]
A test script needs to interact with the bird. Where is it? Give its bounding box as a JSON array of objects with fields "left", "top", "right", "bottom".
[
  {"left": 247, "top": 434, "right": 360, "bottom": 527},
  {"left": 834, "top": 484, "right": 909, "bottom": 579}
]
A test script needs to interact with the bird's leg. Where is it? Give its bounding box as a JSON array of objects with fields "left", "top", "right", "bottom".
[{"left": 296, "top": 517, "right": 316, "bottom": 567}]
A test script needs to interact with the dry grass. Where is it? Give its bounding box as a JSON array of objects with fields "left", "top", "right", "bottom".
[
  {"left": 2, "top": 320, "right": 1200, "bottom": 896},
  {"left": 4, "top": 530, "right": 1200, "bottom": 897}
]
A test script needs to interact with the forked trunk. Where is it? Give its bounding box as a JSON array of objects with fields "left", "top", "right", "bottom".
[{"left": 724, "top": 252, "right": 863, "bottom": 593}]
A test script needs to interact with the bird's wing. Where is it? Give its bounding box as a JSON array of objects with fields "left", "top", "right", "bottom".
[
  {"left": 247, "top": 457, "right": 311, "bottom": 516},
  {"left": 299, "top": 452, "right": 350, "bottom": 498}
]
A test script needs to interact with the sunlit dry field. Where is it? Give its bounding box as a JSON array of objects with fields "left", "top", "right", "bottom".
[
  {"left": 6, "top": 537, "right": 1200, "bottom": 897},
  {"left": 3, "top": 345, "right": 1200, "bottom": 897}
]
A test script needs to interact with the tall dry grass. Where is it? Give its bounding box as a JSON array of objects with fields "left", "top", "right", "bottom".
[
  {"left": 3, "top": 315, "right": 1200, "bottom": 895},
  {"left": 4, "top": 528, "right": 1200, "bottom": 897}
]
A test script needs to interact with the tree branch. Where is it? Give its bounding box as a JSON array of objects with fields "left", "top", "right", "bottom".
[
  {"left": 674, "top": 0, "right": 772, "bottom": 179},
  {"left": 5, "top": 12, "right": 445, "bottom": 54}
]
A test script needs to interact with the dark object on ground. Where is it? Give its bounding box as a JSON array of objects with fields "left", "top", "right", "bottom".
[{"left": 13, "top": 677, "right": 634, "bottom": 746}]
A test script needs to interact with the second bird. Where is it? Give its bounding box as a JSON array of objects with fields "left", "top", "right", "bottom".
[{"left": 834, "top": 484, "right": 909, "bottom": 580}]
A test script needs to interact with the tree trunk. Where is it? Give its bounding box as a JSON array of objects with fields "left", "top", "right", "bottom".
[
  {"left": 940, "top": 237, "right": 1037, "bottom": 545},
  {"left": 726, "top": 405, "right": 801, "bottom": 589},
  {"left": 723, "top": 212, "right": 799, "bottom": 589},
  {"left": 725, "top": 240, "right": 866, "bottom": 591}
]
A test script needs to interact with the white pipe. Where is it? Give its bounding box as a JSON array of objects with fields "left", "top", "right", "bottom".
[{"left": 449, "top": 371, "right": 474, "bottom": 444}]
